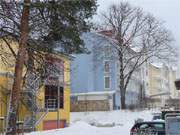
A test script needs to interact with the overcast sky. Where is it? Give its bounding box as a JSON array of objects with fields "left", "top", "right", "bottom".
[{"left": 95, "top": 0, "right": 180, "bottom": 76}]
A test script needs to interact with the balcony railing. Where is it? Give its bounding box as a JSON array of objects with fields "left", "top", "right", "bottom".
[{"left": 46, "top": 99, "right": 57, "bottom": 111}]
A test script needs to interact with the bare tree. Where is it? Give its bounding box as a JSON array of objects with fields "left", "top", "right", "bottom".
[{"left": 100, "top": 2, "right": 176, "bottom": 109}]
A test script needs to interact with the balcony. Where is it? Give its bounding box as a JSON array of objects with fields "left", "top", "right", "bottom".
[{"left": 45, "top": 99, "right": 58, "bottom": 111}]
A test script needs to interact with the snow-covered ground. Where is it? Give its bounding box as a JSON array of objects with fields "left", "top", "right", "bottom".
[{"left": 27, "top": 110, "right": 159, "bottom": 135}]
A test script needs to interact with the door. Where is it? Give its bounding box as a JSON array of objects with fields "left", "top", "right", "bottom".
[{"left": 43, "top": 120, "right": 66, "bottom": 130}]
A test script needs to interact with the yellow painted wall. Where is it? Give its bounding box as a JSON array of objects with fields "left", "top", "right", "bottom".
[
  {"left": 148, "top": 64, "right": 177, "bottom": 97},
  {"left": 0, "top": 39, "right": 71, "bottom": 131},
  {"left": 36, "top": 88, "right": 70, "bottom": 130},
  {"left": 0, "top": 38, "right": 17, "bottom": 73},
  {"left": 36, "top": 56, "right": 70, "bottom": 131},
  {"left": 148, "top": 64, "right": 161, "bottom": 96},
  {"left": 0, "top": 38, "right": 17, "bottom": 120},
  {"left": 169, "top": 70, "right": 177, "bottom": 98},
  {"left": 0, "top": 75, "right": 9, "bottom": 117}
]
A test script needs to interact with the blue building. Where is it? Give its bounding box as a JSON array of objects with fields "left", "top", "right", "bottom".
[{"left": 71, "top": 32, "right": 144, "bottom": 110}]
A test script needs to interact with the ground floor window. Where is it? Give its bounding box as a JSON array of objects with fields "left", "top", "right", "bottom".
[
  {"left": 104, "top": 76, "right": 110, "bottom": 89},
  {"left": 45, "top": 85, "right": 64, "bottom": 110}
]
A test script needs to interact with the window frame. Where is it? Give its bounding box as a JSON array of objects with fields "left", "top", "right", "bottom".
[
  {"left": 45, "top": 85, "right": 64, "bottom": 111},
  {"left": 104, "top": 60, "right": 111, "bottom": 73},
  {"left": 104, "top": 76, "right": 111, "bottom": 89}
]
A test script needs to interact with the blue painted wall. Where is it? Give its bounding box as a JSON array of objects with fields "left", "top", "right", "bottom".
[
  {"left": 71, "top": 32, "right": 140, "bottom": 108},
  {"left": 71, "top": 32, "right": 117, "bottom": 93}
]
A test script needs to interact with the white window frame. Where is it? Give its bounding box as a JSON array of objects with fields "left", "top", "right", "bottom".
[
  {"left": 104, "top": 60, "right": 110, "bottom": 73},
  {"left": 104, "top": 76, "right": 111, "bottom": 89}
]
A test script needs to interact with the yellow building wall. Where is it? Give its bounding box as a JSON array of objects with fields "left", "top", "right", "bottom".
[
  {"left": 0, "top": 38, "right": 17, "bottom": 117},
  {"left": 0, "top": 72, "right": 14, "bottom": 131},
  {"left": 169, "top": 70, "right": 177, "bottom": 98},
  {"left": 0, "top": 39, "right": 71, "bottom": 131},
  {"left": 0, "top": 38, "right": 26, "bottom": 123},
  {"left": 0, "top": 38, "right": 17, "bottom": 73},
  {"left": 36, "top": 57, "right": 70, "bottom": 131},
  {"left": 148, "top": 64, "right": 161, "bottom": 96},
  {"left": 148, "top": 63, "right": 177, "bottom": 108},
  {"left": 36, "top": 88, "right": 70, "bottom": 130},
  {"left": 0, "top": 76, "right": 9, "bottom": 117}
]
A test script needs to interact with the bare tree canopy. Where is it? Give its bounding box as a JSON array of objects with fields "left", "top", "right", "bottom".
[{"left": 100, "top": 2, "right": 177, "bottom": 109}]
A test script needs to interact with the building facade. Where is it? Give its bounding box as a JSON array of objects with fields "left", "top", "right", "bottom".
[
  {"left": 0, "top": 39, "right": 70, "bottom": 132},
  {"left": 71, "top": 32, "right": 145, "bottom": 111},
  {"left": 147, "top": 62, "right": 177, "bottom": 108}
]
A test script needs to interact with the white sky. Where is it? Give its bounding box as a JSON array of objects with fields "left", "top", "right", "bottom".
[{"left": 95, "top": 0, "right": 180, "bottom": 77}]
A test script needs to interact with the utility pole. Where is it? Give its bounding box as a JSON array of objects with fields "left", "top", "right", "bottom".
[{"left": 6, "top": 0, "right": 30, "bottom": 134}]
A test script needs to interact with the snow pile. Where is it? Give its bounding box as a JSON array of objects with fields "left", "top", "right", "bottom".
[
  {"left": 26, "top": 110, "right": 156, "bottom": 135},
  {"left": 71, "top": 110, "right": 154, "bottom": 132},
  {"left": 26, "top": 121, "right": 126, "bottom": 135}
]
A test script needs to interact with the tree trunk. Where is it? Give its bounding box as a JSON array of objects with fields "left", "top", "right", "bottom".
[
  {"left": 6, "top": 0, "right": 30, "bottom": 134},
  {"left": 120, "top": 88, "right": 126, "bottom": 109},
  {"left": 119, "top": 51, "right": 126, "bottom": 109}
]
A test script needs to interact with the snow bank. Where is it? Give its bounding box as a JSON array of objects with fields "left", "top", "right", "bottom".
[
  {"left": 71, "top": 110, "right": 153, "bottom": 127},
  {"left": 26, "top": 110, "right": 156, "bottom": 135},
  {"left": 26, "top": 121, "right": 126, "bottom": 135}
]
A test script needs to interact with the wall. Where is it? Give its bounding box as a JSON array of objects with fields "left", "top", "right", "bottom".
[
  {"left": 71, "top": 33, "right": 117, "bottom": 94},
  {"left": 0, "top": 38, "right": 71, "bottom": 131},
  {"left": 148, "top": 63, "right": 177, "bottom": 107},
  {"left": 71, "top": 100, "right": 110, "bottom": 112},
  {"left": 0, "top": 39, "right": 17, "bottom": 132},
  {"left": 71, "top": 32, "right": 143, "bottom": 109},
  {"left": 36, "top": 88, "right": 70, "bottom": 131},
  {"left": 36, "top": 56, "right": 70, "bottom": 131}
]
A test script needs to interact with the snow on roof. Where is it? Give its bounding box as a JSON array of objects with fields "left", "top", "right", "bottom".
[
  {"left": 131, "top": 46, "right": 142, "bottom": 52},
  {"left": 71, "top": 91, "right": 116, "bottom": 96},
  {"left": 151, "top": 62, "right": 163, "bottom": 68},
  {"left": 151, "top": 62, "right": 177, "bottom": 71},
  {"left": 96, "top": 31, "right": 142, "bottom": 53},
  {"left": 97, "top": 30, "right": 114, "bottom": 38}
]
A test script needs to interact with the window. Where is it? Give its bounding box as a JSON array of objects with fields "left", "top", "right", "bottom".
[
  {"left": 139, "top": 124, "right": 149, "bottom": 129},
  {"left": 59, "top": 87, "right": 64, "bottom": 108},
  {"left": 167, "top": 119, "right": 180, "bottom": 134},
  {"left": 104, "top": 46, "right": 111, "bottom": 58},
  {"left": 104, "top": 61, "right": 110, "bottom": 73},
  {"left": 45, "top": 85, "right": 64, "bottom": 110},
  {"left": 104, "top": 76, "right": 110, "bottom": 89},
  {"left": 153, "top": 123, "right": 164, "bottom": 129}
]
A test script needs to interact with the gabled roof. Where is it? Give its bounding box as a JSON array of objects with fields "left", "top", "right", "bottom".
[{"left": 95, "top": 30, "right": 141, "bottom": 53}]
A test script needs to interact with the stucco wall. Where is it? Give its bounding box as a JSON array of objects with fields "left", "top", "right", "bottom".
[
  {"left": 71, "top": 100, "right": 110, "bottom": 112},
  {"left": 0, "top": 38, "right": 71, "bottom": 131}
]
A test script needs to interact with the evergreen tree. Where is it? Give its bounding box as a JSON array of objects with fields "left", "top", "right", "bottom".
[{"left": 0, "top": 0, "right": 97, "bottom": 134}]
